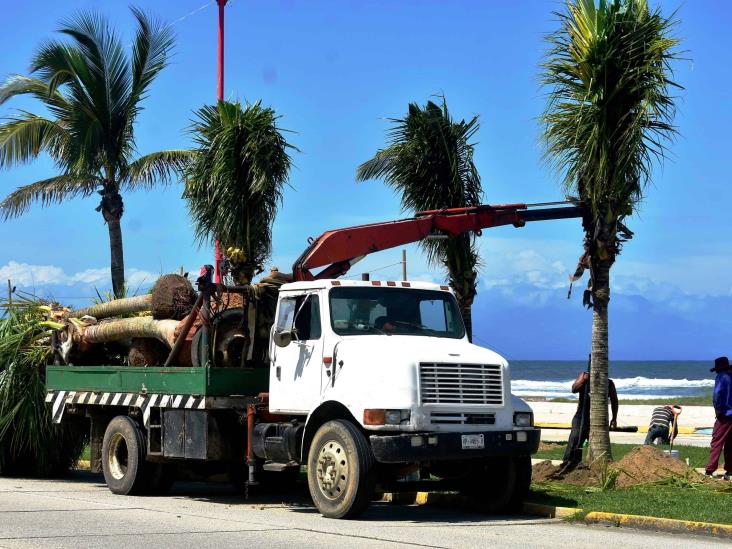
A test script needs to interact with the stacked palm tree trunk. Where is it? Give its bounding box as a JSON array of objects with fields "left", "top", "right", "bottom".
[{"left": 57, "top": 269, "right": 289, "bottom": 368}]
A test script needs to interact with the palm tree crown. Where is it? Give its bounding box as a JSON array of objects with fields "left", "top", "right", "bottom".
[
  {"left": 541, "top": 0, "right": 681, "bottom": 462},
  {"left": 0, "top": 9, "right": 190, "bottom": 297},
  {"left": 183, "top": 100, "right": 295, "bottom": 283},
  {"left": 356, "top": 97, "right": 482, "bottom": 340}
]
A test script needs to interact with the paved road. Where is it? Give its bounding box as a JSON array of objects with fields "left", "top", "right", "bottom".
[{"left": 0, "top": 472, "right": 727, "bottom": 549}]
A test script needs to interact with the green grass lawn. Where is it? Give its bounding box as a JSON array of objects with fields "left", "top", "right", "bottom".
[
  {"left": 535, "top": 441, "right": 710, "bottom": 469},
  {"left": 528, "top": 480, "right": 732, "bottom": 524}
]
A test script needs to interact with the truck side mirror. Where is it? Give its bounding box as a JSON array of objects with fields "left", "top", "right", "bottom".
[{"left": 273, "top": 329, "right": 293, "bottom": 348}]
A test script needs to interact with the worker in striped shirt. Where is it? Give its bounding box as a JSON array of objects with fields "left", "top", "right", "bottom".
[{"left": 644, "top": 405, "right": 682, "bottom": 445}]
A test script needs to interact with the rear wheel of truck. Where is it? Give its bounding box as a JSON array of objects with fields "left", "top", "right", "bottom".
[
  {"left": 101, "top": 416, "right": 149, "bottom": 495},
  {"left": 461, "top": 455, "right": 531, "bottom": 514},
  {"left": 307, "top": 420, "right": 375, "bottom": 519}
]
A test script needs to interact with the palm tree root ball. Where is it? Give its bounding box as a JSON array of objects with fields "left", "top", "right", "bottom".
[{"left": 151, "top": 274, "right": 197, "bottom": 320}]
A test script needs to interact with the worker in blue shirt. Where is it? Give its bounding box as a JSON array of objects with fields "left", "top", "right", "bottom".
[{"left": 704, "top": 357, "right": 732, "bottom": 479}]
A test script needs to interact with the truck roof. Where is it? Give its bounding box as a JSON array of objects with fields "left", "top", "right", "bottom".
[{"left": 279, "top": 279, "right": 453, "bottom": 293}]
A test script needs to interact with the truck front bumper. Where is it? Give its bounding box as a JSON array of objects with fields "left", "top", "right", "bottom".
[{"left": 369, "top": 428, "right": 540, "bottom": 463}]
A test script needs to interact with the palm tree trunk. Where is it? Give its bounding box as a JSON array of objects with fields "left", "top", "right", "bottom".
[
  {"left": 72, "top": 294, "right": 152, "bottom": 320},
  {"left": 107, "top": 216, "right": 125, "bottom": 299},
  {"left": 99, "top": 187, "right": 126, "bottom": 299},
  {"left": 588, "top": 256, "right": 612, "bottom": 464},
  {"left": 77, "top": 316, "right": 179, "bottom": 348}
]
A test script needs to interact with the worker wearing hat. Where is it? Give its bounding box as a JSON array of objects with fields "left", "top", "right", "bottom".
[{"left": 705, "top": 357, "right": 732, "bottom": 479}]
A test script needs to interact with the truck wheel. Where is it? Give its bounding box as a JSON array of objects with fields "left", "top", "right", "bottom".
[
  {"left": 307, "top": 420, "right": 375, "bottom": 519},
  {"left": 101, "top": 416, "right": 149, "bottom": 495},
  {"left": 461, "top": 456, "right": 531, "bottom": 514}
]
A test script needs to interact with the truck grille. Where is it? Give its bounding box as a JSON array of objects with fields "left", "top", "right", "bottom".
[
  {"left": 430, "top": 412, "right": 496, "bottom": 425},
  {"left": 419, "top": 363, "right": 503, "bottom": 405}
]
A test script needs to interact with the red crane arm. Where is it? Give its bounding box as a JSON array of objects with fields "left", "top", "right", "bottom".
[{"left": 292, "top": 202, "right": 584, "bottom": 281}]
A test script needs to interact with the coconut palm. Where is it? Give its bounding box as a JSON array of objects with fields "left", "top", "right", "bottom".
[
  {"left": 183, "top": 100, "right": 295, "bottom": 283},
  {"left": 541, "top": 0, "right": 680, "bottom": 462},
  {"left": 0, "top": 9, "right": 191, "bottom": 298},
  {"left": 356, "top": 97, "right": 482, "bottom": 341}
]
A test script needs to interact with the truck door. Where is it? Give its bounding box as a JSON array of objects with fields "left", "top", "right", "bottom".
[{"left": 268, "top": 292, "right": 324, "bottom": 414}]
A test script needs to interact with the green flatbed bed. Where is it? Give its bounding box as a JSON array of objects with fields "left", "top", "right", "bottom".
[{"left": 46, "top": 366, "right": 269, "bottom": 397}]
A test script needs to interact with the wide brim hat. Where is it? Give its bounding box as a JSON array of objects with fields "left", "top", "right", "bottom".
[{"left": 712, "top": 356, "right": 731, "bottom": 372}]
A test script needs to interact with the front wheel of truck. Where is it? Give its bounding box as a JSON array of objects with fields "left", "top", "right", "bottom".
[
  {"left": 461, "top": 455, "right": 531, "bottom": 514},
  {"left": 307, "top": 420, "right": 375, "bottom": 519},
  {"left": 101, "top": 416, "right": 149, "bottom": 495}
]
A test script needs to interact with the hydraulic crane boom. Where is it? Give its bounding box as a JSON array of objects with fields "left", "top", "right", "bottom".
[{"left": 292, "top": 202, "right": 584, "bottom": 281}]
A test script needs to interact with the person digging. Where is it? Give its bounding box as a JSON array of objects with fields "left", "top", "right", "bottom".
[
  {"left": 644, "top": 404, "right": 682, "bottom": 446},
  {"left": 560, "top": 359, "right": 619, "bottom": 471}
]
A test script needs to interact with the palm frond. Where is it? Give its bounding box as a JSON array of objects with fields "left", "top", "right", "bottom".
[
  {"left": 540, "top": 0, "right": 681, "bottom": 221},
  {"left": 0, "top": 297, "right": 87, "bottom": 476},
  {"left": 183, "top": 100, "right": 295, "bottom": 279},
  {"left": 124, "top": 149, "right": 193, "bottom": 190},
  {"left": 356, "top": 96, "right": 482, "bottom": 270},
  {"left": 0, "top": 76, "right": 71, "bottom": 118},
  {"left": 0, "top": 174, "right": 99, "bottom": 219},
  {"left": 128, "top": 7, "right": 175, "bottom": 112},
  {"left": 0, "top": 113, "right": 70, "bottom": 168}
]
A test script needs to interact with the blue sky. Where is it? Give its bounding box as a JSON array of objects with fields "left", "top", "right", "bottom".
[{"left": 0, "top": 1, "right": 730, "bottom": 360}]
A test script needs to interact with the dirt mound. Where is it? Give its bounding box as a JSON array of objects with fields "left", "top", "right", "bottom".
[
  {"left": 533, "top": 446, "right": 702, "bottom": 489},
  {"left": 611, "top": 445, "right": 697, "bottom": 488},
  {"left": 151, "top": 274, "right": 197, "bottom": 320},
  {"left": 532, "top": 460, "right": 560, "bottom": 481},
  {"left": 531, "top": 460, "right": 596, "bottom": 486}
]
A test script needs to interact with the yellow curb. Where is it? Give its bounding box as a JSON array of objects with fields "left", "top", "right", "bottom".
[
  {"left": 522, "top": 502, "right": 580, "bottom": 519},
  {"left": 584, "top": 511, "right": 732, "bottom": 538},
  {"left": 75, "top": 459, "right": 90, "bottom": 471}
]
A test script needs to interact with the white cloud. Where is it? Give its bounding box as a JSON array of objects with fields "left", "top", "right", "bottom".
[{"left": 0, "top": 261, "right": 156, "bottom": 289}]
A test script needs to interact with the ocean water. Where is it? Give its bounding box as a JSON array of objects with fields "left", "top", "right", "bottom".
[{"left": 510, "top": 360, "right": 715, "bottom": 400}]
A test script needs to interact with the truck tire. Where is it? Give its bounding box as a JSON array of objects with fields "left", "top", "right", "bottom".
[
  {"left": 461, "top": 455, "right": 531, "bottom": 514},
  {"left": 306, "top": 420, "right": 375, "bottom": 519},
  {"left": 101, "top": 416, "right": 149, "bottom": 495}
]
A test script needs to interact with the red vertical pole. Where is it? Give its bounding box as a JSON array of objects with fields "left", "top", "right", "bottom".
[{"left": 214, "top": 0, "right": 228, "bottom": 283}]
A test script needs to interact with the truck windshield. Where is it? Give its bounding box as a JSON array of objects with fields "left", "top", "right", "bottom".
[{"left": 329, "top": 286, "right": 465, "bottom": 339}]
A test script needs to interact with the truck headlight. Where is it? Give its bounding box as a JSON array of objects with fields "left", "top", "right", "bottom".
[
  {"left": 364, "top": 409, "right": 410, "bottom": 426},
  {"left": 514, "top": 412, "right": 533, "bottom": 427}
]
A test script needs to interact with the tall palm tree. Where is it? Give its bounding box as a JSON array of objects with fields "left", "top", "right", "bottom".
[
  {"left": 183, "top": 100, "right": 295, "bottom": 283},
  {"left": 541, "top": 0, "right": 680, "bottom": 462},
  {"left": 0, "top": 9, "right": 191, "bottom": 298},
  {"left": 356, "top": 97, "right": 482, "bottom": 341}
]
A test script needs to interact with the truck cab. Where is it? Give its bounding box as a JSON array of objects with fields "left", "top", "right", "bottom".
[{"left": 268, "top": 279, "right": 539, "bottom": 517}]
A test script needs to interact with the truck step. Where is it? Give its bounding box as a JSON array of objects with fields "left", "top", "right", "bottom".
[{"left": 262, "top": 461, "right": 298, "bottom": 472}]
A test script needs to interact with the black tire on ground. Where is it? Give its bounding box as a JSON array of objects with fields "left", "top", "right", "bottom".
[
  {"left": 306, "top": 420, "right": 375, "bottom": 519},
  {"left": 461, "top": 455, "right": 531, "bottom": 514},
  {"left": 101, "top": 416, "right": 150, "bottom": 495}
]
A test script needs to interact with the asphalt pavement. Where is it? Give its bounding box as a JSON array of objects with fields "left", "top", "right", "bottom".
[{"left": 0, "top": 472, "right": 727, "bottom": 549}]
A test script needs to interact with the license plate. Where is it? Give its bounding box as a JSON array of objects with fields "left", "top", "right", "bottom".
[{"left": 461, "top": 434, "right": 485, "bottom": 450}]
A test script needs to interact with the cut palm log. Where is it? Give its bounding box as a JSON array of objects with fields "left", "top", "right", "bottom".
[
  {"left": 78, "top": 316, "right": 179, "bottom": 348},
  {"left": 72, "top": 294, "right": 152, "bottom": 320},
  {"left": 70, "top": 275, "right": 197, "bottom": 321},
  {"left": 128, "top": 338, "right": 169, "bottom": 366}
]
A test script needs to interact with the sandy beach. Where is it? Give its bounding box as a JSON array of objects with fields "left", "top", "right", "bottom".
[{"left": 528, "top": 400, "right": 715, "bottom": 430}]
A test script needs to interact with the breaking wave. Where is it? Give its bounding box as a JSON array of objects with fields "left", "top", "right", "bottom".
[{"left": 512, "top": 376, "right": 714, "bottom": 399}]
